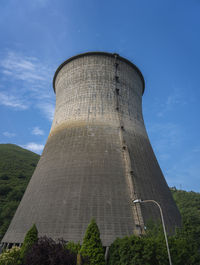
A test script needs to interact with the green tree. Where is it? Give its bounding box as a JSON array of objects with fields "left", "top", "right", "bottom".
[
  {"left": 20, "top": 224, "right": 38, "bottom": 262},
  {"left": 80, "top": 219, "right": 105, "bottom": 265}
]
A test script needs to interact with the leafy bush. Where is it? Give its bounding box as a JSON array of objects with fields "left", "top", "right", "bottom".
[
  {"left": 108, "top": 223, "right": 200, "bottom": 265},
  {"left": 24, "top": 236, "right": 76, "bottom": 265},
  {"left": 169, "top": 228, "right": 200, "bottom": 265},
  {"left": 20, "top": 224, "right": 38, "bottom": 261},
  {"left": 65, "top": 241, "right": 81, "bottom": 254},
  {"left": 0, "top": 246, "right": 21, "bottom": 265},
  {"left": 107, "top": 235, "right": 165, "bottom": 265},
  {"left": 80, "top": 218, "right": 105, "bottom": 265}
]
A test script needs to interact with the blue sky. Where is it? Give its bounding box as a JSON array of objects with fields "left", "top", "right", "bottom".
[{"left": 0, "top": 0, "right": 199, "bottom": 192}]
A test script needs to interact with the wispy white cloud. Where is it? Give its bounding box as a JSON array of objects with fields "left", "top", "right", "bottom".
[
  {"left": 23, "top": 142, "right": 44, "bottom": 153},
  {"left": 32, "top": 126, "right": 44, "bottom": 136},
  {"left": 1, "top": 51, "right": 51, "bottom": 84},
  {"left": 0, "top": 51, "right": 55, "bottom": 119},
  {"left": 0, "top": 92, "right": 28, "bottom": 110},
  {"left": 3, "top": 131, "right": 16, "bottom": 137},
  {"left": 37, "top": 102, "right": 55, "bottom": 121}
]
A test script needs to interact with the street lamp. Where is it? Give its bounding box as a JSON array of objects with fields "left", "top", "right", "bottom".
[{"left": 132, "top": 199, "right": 172, "bottom": 265}]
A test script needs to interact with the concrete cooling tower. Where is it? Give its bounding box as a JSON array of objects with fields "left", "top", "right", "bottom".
[{"left": 2, "top": 52, "right": 181, "bottom": 247}]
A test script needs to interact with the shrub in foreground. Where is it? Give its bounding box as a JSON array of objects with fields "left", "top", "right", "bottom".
[
  {"left": 65, "top": 241, "right": 81, "bottom": 254},
  {"left": 80, "top": 218, "right": 105, "bottom": 265},
  {"left": 24, "top": 236, "right": 76, "bottom": 265},
  {"left": 0, "top": 246, "right": 21, "bottom": 265},
  {"left": 108, "top": 223, "right": 200, "bottom": 265},
  {"left": 107, "top": 235, "right": 164, "bottom": 265}
]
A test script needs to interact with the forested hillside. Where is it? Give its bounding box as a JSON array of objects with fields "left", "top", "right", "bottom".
[
  {"left": 171, "top": 187, "right": 200, "bottom": 249},
  {"left": 0, "top": 144, "right": 40, "bottom": 240}
]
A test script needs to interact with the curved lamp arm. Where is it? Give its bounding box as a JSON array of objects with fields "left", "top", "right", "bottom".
[{"left": 133, "top": 199, "right": 172, "bottom": 265}]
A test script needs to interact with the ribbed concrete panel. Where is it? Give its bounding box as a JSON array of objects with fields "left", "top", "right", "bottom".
[{"left": 2, "top": 52, "right": 181, "bottom": 246}]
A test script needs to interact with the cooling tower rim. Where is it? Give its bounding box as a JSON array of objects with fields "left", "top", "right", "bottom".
[{"left": 53, "top": 51, "right": 145, "bottom": 94}]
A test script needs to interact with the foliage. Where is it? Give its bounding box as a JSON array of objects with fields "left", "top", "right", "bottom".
[
  {"left": 171, "top": 188, "right": 200, "bottom": 265},
  {"left": 24, "top": 236, "right": 76, "bottom": 265},
  {"left": 108, "top": 231, "right": 199, "bottom": 265},
  {"left": 108, "top": 191, "right": 200, "bottom": 265},
  {"left": 20, "top": 224, "right": 38, "bottom": 261},
  {"left": 171, "top": 188, "right": 200, "bottom": 240},
  {"left": 0, "top": 246, "right": 21, "bottom": 265},
  {"left": 80, "top": 218, "right": 105, "bottom": 265},
  {"left": 0, "top": 185, "right": 12, "bottom": 196},
  {"left": 0, "top": 144, "right": 39, "bottom": 241},
  {"left": 107, "top": 234, "right": 168, "bottom": 265},
  {"left": 65, "top": 241, "right": 81, "bottom": 254}
]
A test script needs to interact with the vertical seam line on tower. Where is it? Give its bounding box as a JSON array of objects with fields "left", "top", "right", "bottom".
[{"left": 113, "top": 54, "right": 144, "bottom": 234}]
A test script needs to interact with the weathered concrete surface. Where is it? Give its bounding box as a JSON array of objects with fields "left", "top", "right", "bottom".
[{"left": 2, "top": 52, "right": 181, "bottom": 246}]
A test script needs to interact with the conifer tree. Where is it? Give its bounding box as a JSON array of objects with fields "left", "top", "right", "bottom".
[
  {"left": 80, "top": 218, "right": 105, "bottom": 265},
  {"left": 20, "top": 224, "right": 38, "bottom": 261}
]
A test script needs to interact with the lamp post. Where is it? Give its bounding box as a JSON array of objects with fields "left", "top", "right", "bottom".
[{"left": 132, "top": 199, "right": 172, "bottom": 265}]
